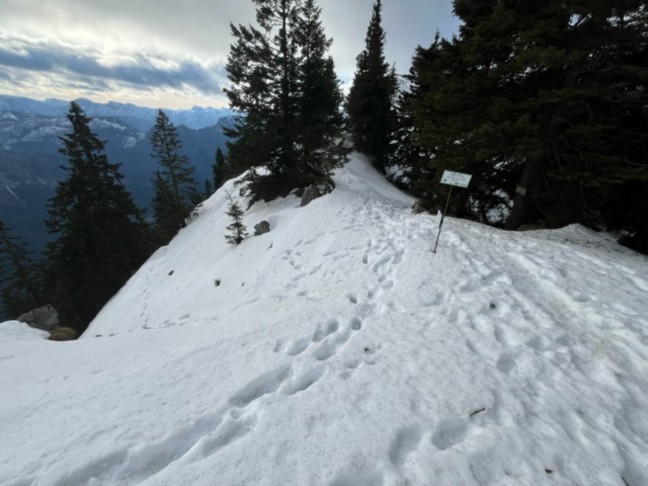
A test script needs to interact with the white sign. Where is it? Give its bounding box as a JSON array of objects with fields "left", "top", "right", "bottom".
[{"left": 440, "top": 170, "right": 472, "bottom": 188}]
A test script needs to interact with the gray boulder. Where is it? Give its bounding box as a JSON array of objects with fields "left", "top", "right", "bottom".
[
  {"left": 17, "top": 305, "right": 60, "bottom": 331},
  {"left": 254, "top": 220, "right": 271, "bottom": 236},
  {"left": 300, "top": 185, "right": 322, "bottom": 207}
]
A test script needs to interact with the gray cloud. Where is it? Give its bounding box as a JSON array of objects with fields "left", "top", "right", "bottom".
[
  {"left": 0, "top": 1, "right": 459, "bottom": 107},
  {"left": 0, "top": 37, "right": 225, "bottom": 95}
]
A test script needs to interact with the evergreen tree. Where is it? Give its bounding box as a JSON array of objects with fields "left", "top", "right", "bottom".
[
  {"left": 294, "top": 0, "right": 347, "bottom": 184},
  {"left": 225, "top": 0, "right": 346, "bottom": 202},
  {"left": 213, "top": 147, "right": 227, "bottom": 190},
  {"left": 45, "top": 102, "right": 153, "bottom": 331},
  {"left": 224, "top": 192, "right": 248, "bottom": 246},
  {"left": 203, "top": 179, "right": 214, "bottom": 198},
  {"left": 150, "top": 109, "right": 198, "bottom": 244},
  {"left": 0, "top": 221, "right": 43, "bottom": 317},
  {"left": 408, "top": 0, "right": 648, "bottom": 242},
  {"left": 347, "top": 0, "right": 397, "bottom": 173},
  {"left": 389, "top": 39, "right": 439, "bottom": 207}
]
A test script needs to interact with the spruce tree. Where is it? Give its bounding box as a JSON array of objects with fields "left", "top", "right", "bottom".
[
  {"left": 0, "top": 221, "right": 43, "bottom": 317},
  {"left": 213, "top": 147, "right": 227, "bottom": 190},
  {"left": 45, "top": 102, "right": 153, "bottom": 331},
  {"left": 150, "top": 109, "right": 198, "bottom": 244},
  {"left": 389, "top": 40, "right": 439, "bottom": 207},
  {"left": 225, "top": 0, "right": 346, "bottom": 202},
  {"left": 224, "top": 192, "right": 248, "bottom": 246},
  {"left": 294, "top": 0, "right": 347, "bottom": 184},
  {"left": 408, "top": 0, "right": 648, "bottom": 241},
  {"left": 347, "top": 0, "right": 397, "bottom": 173}
]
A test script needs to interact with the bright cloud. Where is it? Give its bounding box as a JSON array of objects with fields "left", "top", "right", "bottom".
[{"left": 0, "top": 0, "right": 459, "bottom": 108}]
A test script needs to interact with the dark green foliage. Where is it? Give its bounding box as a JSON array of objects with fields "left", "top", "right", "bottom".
[
  {"left": 295, "top": 0, "right": 347, "bottom": 178},
  {"left": 150, "top": 110, "right": 199, "bottom": 244},
  {"left": 224, "top": 192, "right": 248, "bottom": 246},
  {"left": 45, "top": 102, "right": 153, "bottom": 332},
  {"left": 402, "top": 0, "right": 648, "bottom": 251},
  {"left": 389, "top": 39, "right": 438, "bottom": 208},
  {"left": 347, "top": 0, "right": 397, "bottom": 173},
  {"left": 0, "top": 221, "right": 43, "bottom": 317},
  {"left": 213, "top": 147, "right": 227, "bottom": 190},
  {"left": 225, "top": 0, "right": 346, "bottom": 203},
  {"left": 203, "top": 179, "right": 214, "bottom": 198}
]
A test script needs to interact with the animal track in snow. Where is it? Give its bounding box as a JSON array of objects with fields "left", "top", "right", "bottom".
[
  {"left": 312, "top": 318, "right": 363, "bottom": 361},
  {"left": 312, "top": 318, "right": 340, "bottom": 343},
  {"left": 192, "top": 415, "right": 255, "bottom": 459},
  {"left": 285, "top": 336, "right": 311, "bottom": 356},
  {"left": 496, "top": 352, "right": 517, "bottom": 374},
  {"left": 350, "top": 317, "right": 362, "bottom": 331},
  {"left": 389, "top": 425, "right": 423, "bottom": 466},
  {"left": 229, "top": 365, "right": 292, "bottom": 408},
  {"left": 431, "top": 416, "right": 469, "bottom": 451},
  {"left": 282, "top": 364, "right": 327, "bottom": 396}
]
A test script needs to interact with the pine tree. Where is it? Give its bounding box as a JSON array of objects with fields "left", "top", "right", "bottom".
[
  {"left": 0, "top": 221, "right": 43, "bottom": 317},
  {"left": 347, "top": 0, "right": 397, "bottom": 173},
  {"left": 389, "top": 39, "right": 439, "bottom": 207},
  {"left": 408, "top": 0, "right": 648, "bottom": 241},
  {"left": 45, "top": 102, "right": 153, "bottom": 331},
  {"left": 224, "top": 192, "right": 248, "bottom": 246},
  {"left": 150, "top": 109, "right": 198, "bottom": 244},
  {"left": 213, "top": 147, "right": 227, "bottom": 190},
  {"left": 225, "top": 0, "right": 346, "bottom": 202},
  {"left": 294, "top": 0, "right": 347, "bottom": 184}
]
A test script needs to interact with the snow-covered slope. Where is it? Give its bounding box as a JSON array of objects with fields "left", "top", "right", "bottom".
[{"left": 1, "top": 156, "right": 647, "bottom": 486}]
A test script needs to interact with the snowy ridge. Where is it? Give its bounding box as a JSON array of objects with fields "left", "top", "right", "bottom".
[{"left": 1, "top": 156, "right": 647, "bottom": 485}]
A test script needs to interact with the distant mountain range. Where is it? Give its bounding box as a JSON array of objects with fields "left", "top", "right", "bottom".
[
  {"left": 0, "top": 95, "right": 232, "bottom": 131},
  {"left": 0, "top": 95, "right": 235, "bottom": 259}
]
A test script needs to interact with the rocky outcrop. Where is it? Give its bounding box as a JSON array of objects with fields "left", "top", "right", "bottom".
[
  {"left": 254, "top": 221, "right": 271, "bottom": 236},
  {"left": 16, "top": 305, "right": 59, "bottom": 331},
  {"left": 300, "top": 184, "right": 333, "bottom": 207},
  {"left": 300, "top": 185, "right": 322, "bottom": 207},
  {"left": 48, "top": 327, "right": 79, "bottom": 341}
]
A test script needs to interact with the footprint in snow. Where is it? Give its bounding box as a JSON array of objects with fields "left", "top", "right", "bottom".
[
  {"left": 228, "top": 365, "right": 292, "bottom": 408},
  {"left": 389, "top": 425, "right": 423, "bottom": 466},
  {"left": 431, "top": 417, "right": 469, "bottom": 451},
  {"left": 496, "top": 351, "right": 517, "bottom": 374},
  {"left": 282, "top": 364, "right": 327, "bottom": 396},
  {"left": 312, "top": 318, "right": 340, "bottom": 342},
  {"left": 285, "top": 336, "right": 311, "bottom": 356}
]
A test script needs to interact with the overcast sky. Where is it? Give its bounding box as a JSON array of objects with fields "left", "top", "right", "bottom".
[{"left": 0, "top": 0, "right": 460, "bottom": 109}]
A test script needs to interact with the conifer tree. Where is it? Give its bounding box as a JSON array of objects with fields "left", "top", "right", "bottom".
[
  {"left": 347, "top": 0, "right": 397, "bottom": 173},
  {"left": 0, "top": 221, "right": 43, "bottom": 316},
  {"left": 224, "top": 192, "right": 248, "bottom": 246},
  {"left": 389, "top": 40, "right": 438, "bottom": 207},
  {"left": 150, "top": 109, "right": 198, "bottom": 244},
  {"left": 45, "top": 102, "right": 153, "bottom": 331},
  {"left": 408, "top": 0, "right": 648, "bottom": 242},
  {"left": 294, "top": 0, "right": 346, "bottom": 184},
  {"left": 225, "top": 0, "right": 345, "bottom": 202},
  {"left": 213, "top": 147, "right": 227, "bottom": 190}
]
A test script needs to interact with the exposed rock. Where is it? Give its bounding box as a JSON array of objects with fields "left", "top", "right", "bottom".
[
  {"left": 48, "top": 327, "right": 79, "bottom": 341},
  {"left": 16, "top": 305, "right": 59, "bottom": 331},
  {"left": 300, "top": 185, "right": 322, "bottom": 207},
  {"left": 254, "top": 220, "right": 271, "bottom": 236}
]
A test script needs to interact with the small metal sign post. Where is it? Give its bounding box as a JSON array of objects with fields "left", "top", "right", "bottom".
[{"left": 433, "top": 170, "right": 472, "bottom": 253}]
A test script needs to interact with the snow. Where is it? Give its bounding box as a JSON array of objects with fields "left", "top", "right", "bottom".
[{"left": 1, "top": 155, "right": 648, "bottom": 486}]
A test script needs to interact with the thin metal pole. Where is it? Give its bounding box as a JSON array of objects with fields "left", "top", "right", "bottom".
[{"left": 433, "top": 186, "right": 453, "bottom": 253}]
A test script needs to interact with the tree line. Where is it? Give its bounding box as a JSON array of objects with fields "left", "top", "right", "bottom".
[
  {"left": 0, "top": 104, "right": 221, "bottom": 330},
  {"left": 221, "top": 0, "right": 647, "bottom": 255},
  {"left": 2, "top": 0, "right": 646, "bottom": 332}
]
